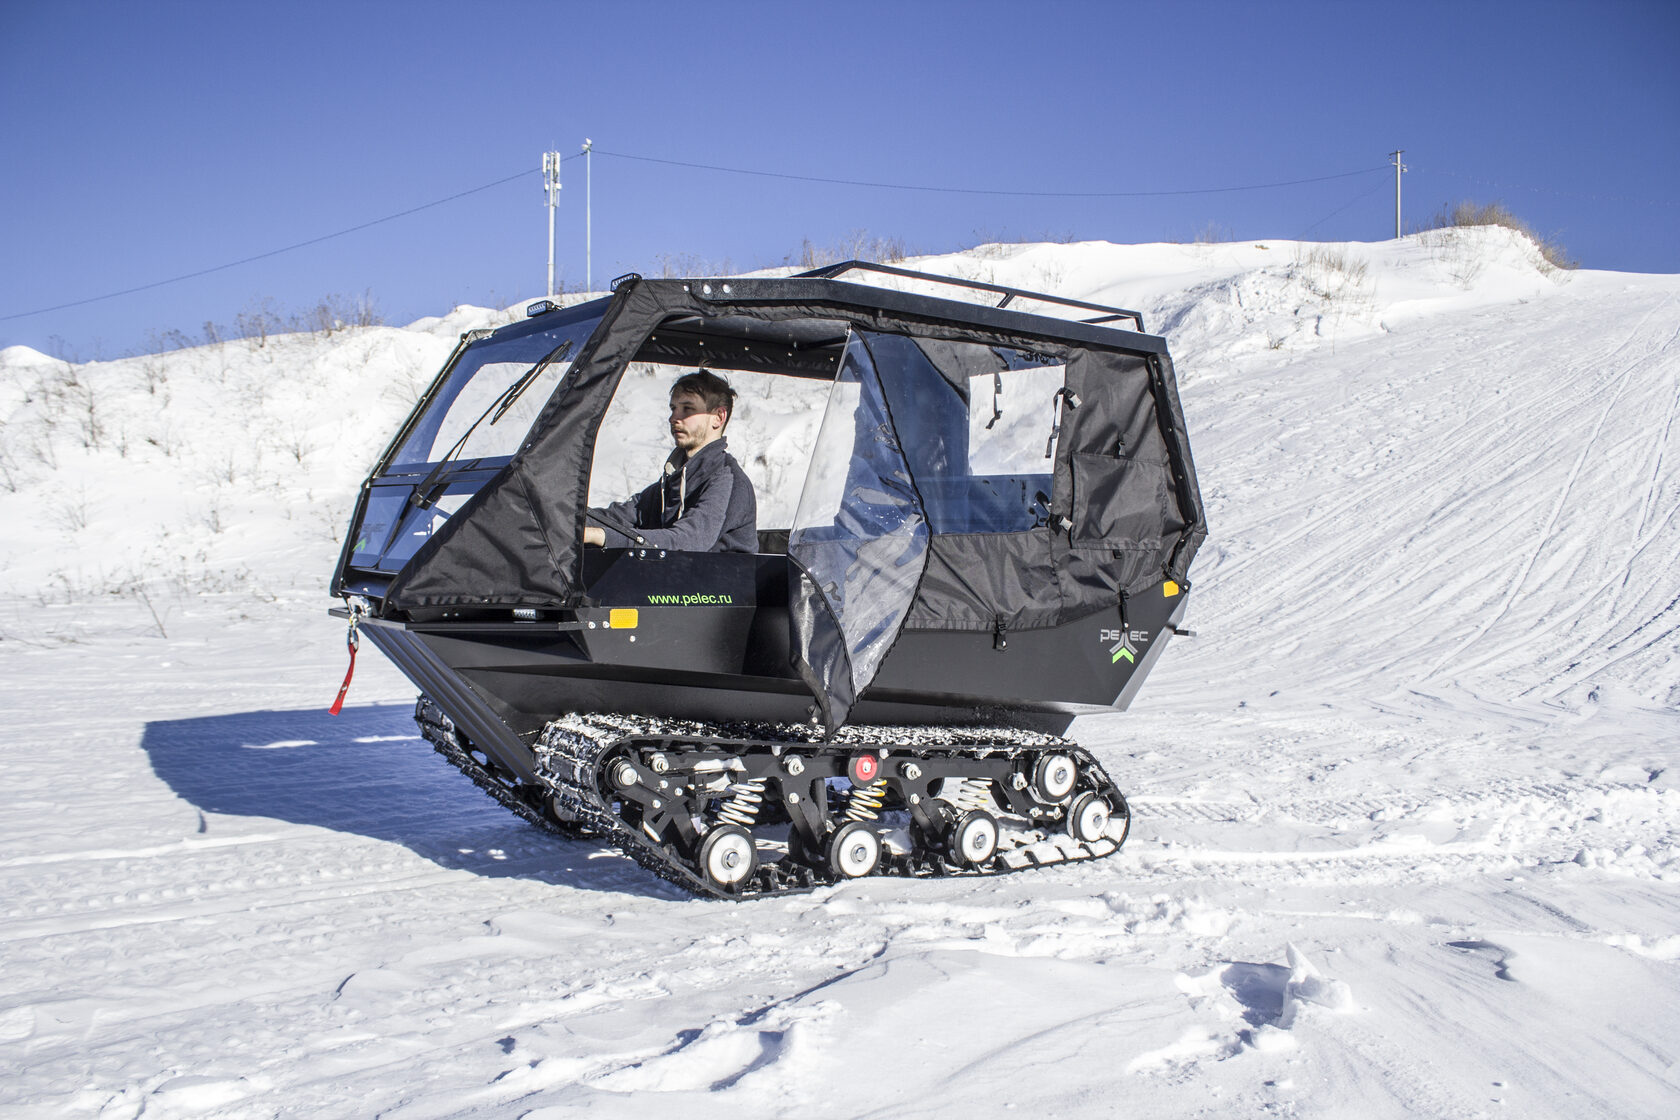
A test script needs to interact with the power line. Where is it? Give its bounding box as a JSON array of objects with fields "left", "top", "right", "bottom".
[
  {"left": 1, "top": 167, "right": 545, "bottom": 322},
  {"left": 5, "top": 149, "right": 1391, "bottom": 325},
  {"left": 1295, "top": 179, "right": 1391, "bottom": 240},
  {"left": 594, "top": 149, "right": 1391, "bottom": 198}
]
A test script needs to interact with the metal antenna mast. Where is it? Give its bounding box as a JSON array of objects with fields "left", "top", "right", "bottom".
[
  {"left": 543, "top": 150, "right": 562, "bottom": 297},
  {"left": 1390, "top": 150, "right": 1407, "bottom": 239},
  {"left": 582, "top": 138, "right": 593, "bottom": 293}
]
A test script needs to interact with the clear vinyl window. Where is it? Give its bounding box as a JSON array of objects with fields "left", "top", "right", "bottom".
[
  {"left": 587, "top": 360, "right": 832, "bottom": 530},
  {"left": 388, "top": 310, "right": 603, "bottom": 469},
  {"left": 865, "top": 334, "right": 1066, "bottom": 533},
  {"left": 967, "top": 361, "right": 1067, "bottom": 474}
]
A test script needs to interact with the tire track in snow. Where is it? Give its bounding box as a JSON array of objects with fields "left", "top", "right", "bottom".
[
  {"left": 1542, "top": 585, "right": 1680, "bottom": 703},
  {"left": 1422, "top": 314, "right": 1680, "bottom": 693},
  {"left": 1198, "top": 298, "right": 1655, "bottom": 679},
  {"left": 1204, "top": 294, "right": 1631, "bottom": 591},
  {"left": 1414, "top": 306, "right": 1674, "bottom": 684},
  {"left": 1188, "top": 352, "right": 1632, "bottom": 695},
  {"left": 1132, "top": 776, "right": 1680, "bottom": 888},
  {"left": 1626, "top": 306, "right": 1680, "bottom": 554},
  {"left": 0, "top": 865, "right": 475, "bottom": 944},
  {"left": 1507, "top": 505, "right": 1680, "bottom": 701},
  {"left": 1136, "top": 777, "right": 1658, "bottom": 825},
  {"left": 1411, "top": 317, "right": 1673, "bottom": 691},
  {"left": 0, "top": 830, "right": 293, "bottom": 870}
]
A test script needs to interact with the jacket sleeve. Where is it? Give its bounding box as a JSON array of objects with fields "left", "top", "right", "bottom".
[
  {"left": 619, "top": 470, "right": 735, "bottom": 552},
  {"left": 589, "top": 481, "right": 659, "bottom": 548}
]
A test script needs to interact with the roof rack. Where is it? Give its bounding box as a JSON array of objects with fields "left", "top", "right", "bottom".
[{"left": 792, "top": 259, "right": 1145, "bottom": 332}]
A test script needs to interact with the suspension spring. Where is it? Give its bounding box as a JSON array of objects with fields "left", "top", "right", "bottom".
[
  {"left": 845, "top": 778, "right": 887, "bottom": 822},
  {"left": 938, "top": 777, "right": 992, "bottom": 814},
  {"left": 716, "top": 779, "right": 767, "bottom": 828}
]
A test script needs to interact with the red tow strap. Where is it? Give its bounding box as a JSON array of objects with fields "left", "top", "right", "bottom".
[{"left": 328, "top": 614, "right": 361, "bottom": 715}]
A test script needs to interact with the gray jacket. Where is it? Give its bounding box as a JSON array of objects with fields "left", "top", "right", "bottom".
[{"left": 591, "top": 437, "right": 758, "bottom": 552}]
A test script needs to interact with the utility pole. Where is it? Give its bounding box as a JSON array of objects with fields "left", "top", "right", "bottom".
[
  {"left": 543, "top": 150, "right": 562, "bottom": 297},
  {"left": 582, "top": 138, "right": 593, "bottom": 293},
  {"left": 1390, "top": 150, "right": 1407, "bottom": 239}
]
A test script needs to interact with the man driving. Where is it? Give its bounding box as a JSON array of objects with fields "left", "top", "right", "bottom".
[{"left": 584, "top": 369, "right": 758, "bottom": 552}]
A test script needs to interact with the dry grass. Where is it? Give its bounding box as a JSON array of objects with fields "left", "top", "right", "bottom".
[
  {"left": 789, "top": 231, "right": 908, "bottom": 270},
  {"left": 651, "top": 252, "right": 736, "bottom": 279},
  {"left": 1293, "top": 244, "right": 1371, "bottom": 301},
  {"left": 1192, "top": 221, "right": 1235, "bottom": 245},
  {"left": 1420, "top": 201, "right": 1576, "bottom": 272},
  {"left": 223, "top": 291, "right": 384, "bottom": 350}
]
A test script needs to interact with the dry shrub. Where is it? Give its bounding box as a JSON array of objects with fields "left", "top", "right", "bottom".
[
  {"left": 1422, "top": 200, "right": 1576, "bottom": 271},
  {"left": 232, "top": 292, "right": 384, "bottom": 348},
  {"left": 653, "top": 252, "right": 735, "bottom": 278},
  {"left": 790, "top": 231, "right": 907, "bottom": 270},
  {"left": 1293, "top": 244, "right": 1371, "bottom": 302},
  {"left": 1193, "top": 221, "right": 1234, "bottom": 245}
]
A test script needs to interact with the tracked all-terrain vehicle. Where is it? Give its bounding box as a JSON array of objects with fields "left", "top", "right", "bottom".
[{"left": 330, "top": 262, "right": 1206, "bottom": 897}]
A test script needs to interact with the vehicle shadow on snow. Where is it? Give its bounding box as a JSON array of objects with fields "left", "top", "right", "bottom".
[{"left": 138, "top": 702, "right": 690, "bottom": 901}]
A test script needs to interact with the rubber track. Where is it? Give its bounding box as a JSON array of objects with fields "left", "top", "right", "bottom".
[
  {"left": 414, "top": 699, "right": 592, "bottom": 841},
  {"left": 546, "top": 714, "right": 1129, "bottom": 899},
  {"left": 416, "top": 697, "right": 1129, "bottom": 900}
]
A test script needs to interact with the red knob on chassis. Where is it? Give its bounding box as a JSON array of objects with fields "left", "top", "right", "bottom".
[{"left": 848, "top": 753, "right": 881, "bottom": 784}]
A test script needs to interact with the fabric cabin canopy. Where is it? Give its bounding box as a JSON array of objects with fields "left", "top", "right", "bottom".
[{"left": 378, "top": 275, "right": 1206, "bottom": 728}]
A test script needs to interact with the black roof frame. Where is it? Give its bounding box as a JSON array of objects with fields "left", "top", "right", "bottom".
[
  {"left": 674, "top": 275, "right": 1164, "bottom": 357},
  {"left": 793, "top": 259, "right": 1146, "bottom": 331}
]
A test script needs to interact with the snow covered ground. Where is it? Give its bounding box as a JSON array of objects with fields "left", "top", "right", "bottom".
[{"left": 3, "top": 230, "right": 1677, "bottom": 1118}]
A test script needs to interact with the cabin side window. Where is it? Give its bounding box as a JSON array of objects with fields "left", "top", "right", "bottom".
[
  {"left": 864, "top": 333, "right": 1065, "bottom": 533},
  {"left": 586, "top": 360, "right": 832, "bottom": 533}
]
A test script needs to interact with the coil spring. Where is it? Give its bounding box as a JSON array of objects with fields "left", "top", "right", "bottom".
[
  {"left": 845, "top": 778, "right": 887, "bottom": 822},
  {"left": 716, "top": 779, "right": 767, "bottom": 827},
  {"left": 938, "top": 777, "right": 992, "bottom": 814}
]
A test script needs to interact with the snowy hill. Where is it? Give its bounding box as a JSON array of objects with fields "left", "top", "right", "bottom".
[{"left": 3, "top": 231, "right": 1678, "bottom": 1118}]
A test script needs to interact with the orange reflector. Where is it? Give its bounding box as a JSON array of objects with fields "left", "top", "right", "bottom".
[
  {"left": 1163, "top": 581, "right": 1180, "bottom": 597},
  {"left": 608, "top": 608, "right": 639, "bottom": 630}
]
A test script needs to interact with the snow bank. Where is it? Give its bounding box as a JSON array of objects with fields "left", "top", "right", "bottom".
[{"left": 3, "top": 234, "right": 1678, "bottom": 1119}]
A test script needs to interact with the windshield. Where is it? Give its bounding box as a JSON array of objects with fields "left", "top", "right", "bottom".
[{"left": 387, "top": 307, "right": 605, "bottom": 470}]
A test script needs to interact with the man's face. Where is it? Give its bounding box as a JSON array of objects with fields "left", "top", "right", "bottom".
[{"left": 669, "top": 389, "right": 724, "bottom": 454}]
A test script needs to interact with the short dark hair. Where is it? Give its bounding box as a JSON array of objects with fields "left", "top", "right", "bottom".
[{"left": 670, "top": 369, "right": 737, "bottom": 428}]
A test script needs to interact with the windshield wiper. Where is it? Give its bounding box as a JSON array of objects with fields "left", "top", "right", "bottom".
[
  {"left": 411, "top": 338, "right": 574, "bottom": 510},
  {"left": 490, "top": 338, "right": 573, "bottom": 425}
]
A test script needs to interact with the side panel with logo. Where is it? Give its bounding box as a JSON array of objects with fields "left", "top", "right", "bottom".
[{"left": 871, "top": 580, "right": 1188, "bottom": 711}]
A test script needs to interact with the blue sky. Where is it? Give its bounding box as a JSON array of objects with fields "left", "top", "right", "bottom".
[{"left": 3, "top": 0, "right": 1676, "bottom": 359}]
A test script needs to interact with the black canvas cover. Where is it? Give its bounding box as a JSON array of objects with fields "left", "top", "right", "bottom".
[
  {"left": 366, "top": 275, "right": 1206, "bottom": 725},
  {"left": 1057, "top": 348, "right": 1191, "bottom": 588},
  {"left": 383, "top": 282, "right": 685, "bottom": 609}
]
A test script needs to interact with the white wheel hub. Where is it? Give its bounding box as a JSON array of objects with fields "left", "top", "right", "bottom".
[
  {"left": 702, "top": 827, "right": 756, "bottom": 887},
  {"left": 1036, "top": 754, "right": 1077, "bottom": 801},
  {"left": 952, "top": 811, "right": 999, "bottom": 865},
  {"left": 1068, "top": 793, "right": 1112, "bottom": 842},
  {"left": 830, "top": 823, "right": 882, "bottom": 878}
]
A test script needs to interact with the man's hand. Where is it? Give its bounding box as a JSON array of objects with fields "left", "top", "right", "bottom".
[{"left": 583, "top": 526, "right": 605, "bottom": 547}]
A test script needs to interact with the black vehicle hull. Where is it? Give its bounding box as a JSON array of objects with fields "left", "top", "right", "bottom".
[{"left": 351, "top": 547, "right": 1188, "bottom": 787}]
